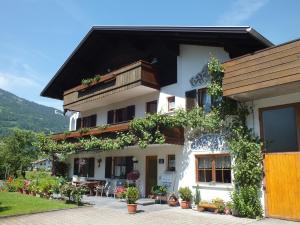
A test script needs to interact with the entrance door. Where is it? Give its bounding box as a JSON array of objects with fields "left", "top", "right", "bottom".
[
  {"left": 145, "top": 156, "right": 157, "bottom": 197},
  {"left": 260, "top": 103, "right": 300, "bottom": 221}
]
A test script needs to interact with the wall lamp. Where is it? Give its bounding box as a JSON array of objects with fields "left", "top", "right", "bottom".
[
  {"left": 97, "top": 158, "right": 102, "bottom": 167},
  {"left": 132, "top": 157, "right": 138, "bottom": 163}
]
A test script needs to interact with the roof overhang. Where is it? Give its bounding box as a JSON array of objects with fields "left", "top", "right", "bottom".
[{"left": 41, "top": 26, "right": 273, "bottom": 100}]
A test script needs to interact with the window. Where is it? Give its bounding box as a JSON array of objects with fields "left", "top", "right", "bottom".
[
  {"left": 168, "top": 96, "right": 175, "bottom": 112},
  {"left": 73, "top": 157, "right": 95, "bottom": 177},
  {"left": 196, "top": 155, "right": 231, "bottom": 183},
  {"left": 105, "top": 156, "right": 133, "bottom": 179},
  {"left": 185, "top": 88, "right": 211, "bottom": 112},
  {"left": 76, "top": 114, "right": 97, "bottom": 130},
  {"left": 167, "top": 155, "right": 176, "bottom": 171},
  {"left": 146, "top": 100, "right": 158, "bottom": 114},
  {"left": 107, "top": 105, "right": 135, "bottom": 124},
  {"left": 260, "top": 104, "right": 300, "bottom": 153}
]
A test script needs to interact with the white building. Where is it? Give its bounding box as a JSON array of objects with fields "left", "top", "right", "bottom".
[{"left": 41, "top": 26, "right": 300, "bottom": 220}]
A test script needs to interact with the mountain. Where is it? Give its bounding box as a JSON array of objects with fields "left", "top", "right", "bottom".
[{"left": 0, "top": 88, "right": 69, "bottom": 136}]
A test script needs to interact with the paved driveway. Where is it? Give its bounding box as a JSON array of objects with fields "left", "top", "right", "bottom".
[{"left": 0, "top": 197, "right": 299, "bottom": 225}]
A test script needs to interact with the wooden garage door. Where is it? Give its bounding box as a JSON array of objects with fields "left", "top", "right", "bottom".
[
  {"left": 264, "top": 153, "right": 300, "bottom": 220},
  {"left": 260, "top": 103, "right": 300, "bottom": 221}
]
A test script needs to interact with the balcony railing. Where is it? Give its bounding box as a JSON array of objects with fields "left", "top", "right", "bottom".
[
  {"left": 51, "top": 123, "right": 184, "bottom": 145},
  {"left": 63, "top": 60, "right": 160, "bottom": 111}
]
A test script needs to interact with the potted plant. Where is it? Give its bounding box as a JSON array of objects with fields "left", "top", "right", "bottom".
[
  {"left": 212, "top": 198, "right": 225, "bottom": 214},
  {"left": 178, "top": 187, "right": 192, "bottom": 209},
  {"left": 168, "top": 193, "right": 178, "bottom": 207},
  {"left": 225, "top": 201, "right": 233, "bottom": 215},
  {"left": 194, "top": 185, "right": 201, "bottom": 210},
  {"left": 125, "top": 186, "right": 139, "bottom": 214}
]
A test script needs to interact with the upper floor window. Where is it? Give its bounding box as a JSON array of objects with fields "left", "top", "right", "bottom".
[
  {"left": 168, "top": 96, "right": 175, "bottom": 112},
  {"left": 107, "top": 105, "right": 135, "bottom": 124},
  {"left": 146, "top": 100, "right": 157, "bottom": 114},
  {"left": 195, "top": 154, "right": 231, "bottom": 184},
  {"left": 185, "top": 88, "right": 211, "bottom": 112},
  {"left": 76, "top": 114, "right": 97, "bottom": 130}
]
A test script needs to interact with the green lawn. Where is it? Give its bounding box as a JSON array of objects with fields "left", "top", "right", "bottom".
[{"left": 0, "top": 192, "right": 77, "bottom": 217}]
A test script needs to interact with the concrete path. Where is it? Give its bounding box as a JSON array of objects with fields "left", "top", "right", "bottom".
[{"left": 0, "top": 197, "right": 299, "bottom": 225}]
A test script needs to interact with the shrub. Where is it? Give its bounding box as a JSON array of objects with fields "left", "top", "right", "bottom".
[
  {"left": 212, "top": 198, "right": 225, "bottom": 213},
  {"left": 60, "top": 183, "right": 75, "bottom": 201},
  {"left": 178, "top": 187, "right": 193, "bottom": 202},
  {"left": 151, "top": 185, "right": 167, "bottom": 196},
  {"left": 12, "top": 178, "right": 24, "bottom": 191},
  {"left": 60, "top": 183, "right": 87, "bottom": 205},
  {"left": 125, "top": 187, "right": 139, "bottom": 204}
]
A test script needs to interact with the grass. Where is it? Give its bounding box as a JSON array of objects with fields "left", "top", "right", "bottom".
[{"left": 0, "top": 192, "right": 77, "bottom": 217}]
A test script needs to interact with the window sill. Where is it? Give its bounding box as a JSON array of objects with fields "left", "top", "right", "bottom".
[{"left": 193, "top": 183, "right": 233, "bottom": 191}]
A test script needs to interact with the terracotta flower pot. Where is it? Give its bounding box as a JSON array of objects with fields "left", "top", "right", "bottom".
[
  {"left": 180, "top": 201, "right": 190, "bottom": 209},
  {"left": 127, "top": 204, "right": 137, "bottom": 214},
  {"left": 168, "top": 199, "right": 178, "bottom": 207}
]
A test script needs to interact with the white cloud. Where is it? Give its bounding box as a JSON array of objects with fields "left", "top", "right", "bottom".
[
  {"left": 0, "top": 72, "right": 42, "bottom": 91},
  {"left": 217, "top": 0, "right": 269, "bottom": 25}
]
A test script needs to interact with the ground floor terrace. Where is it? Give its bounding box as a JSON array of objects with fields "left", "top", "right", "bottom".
[
  {"left": 66, "top": 143, "right": 232, "bottom": 201},
  {"left": 1, "top": 196, "right": 299, "bottom": 225}
]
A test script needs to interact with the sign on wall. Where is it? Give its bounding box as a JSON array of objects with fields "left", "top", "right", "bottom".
[{"left": 189, "top": 63, "right": 210, "bottom": 88}]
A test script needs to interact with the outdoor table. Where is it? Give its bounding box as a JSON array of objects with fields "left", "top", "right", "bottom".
[{"left": 73, "top": 181, "right": 99, "bottom": 195}]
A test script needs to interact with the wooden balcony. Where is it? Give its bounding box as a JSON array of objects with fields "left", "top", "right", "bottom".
[
  {"left": 223, "top": 39, "right": 300, "bottom": 101},
  {"left": 51, "top": 123, "right": 184, "bottom": 145},
  {"left": 63, "top": 61, "right": 160, "bottom": 111}
]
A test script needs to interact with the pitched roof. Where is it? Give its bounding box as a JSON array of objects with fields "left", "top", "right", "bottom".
[{"left": 41, "top": 26, "right": 273, "bottom": 100}]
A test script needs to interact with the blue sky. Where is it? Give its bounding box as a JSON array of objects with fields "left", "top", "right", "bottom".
[{"left": 0, "top": 0, "right": 300, "bottom": 110}]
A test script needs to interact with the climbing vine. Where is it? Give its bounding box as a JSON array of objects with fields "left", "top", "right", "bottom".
[{"left": 35, "top": 56, "right": 263, "bottom": 218}]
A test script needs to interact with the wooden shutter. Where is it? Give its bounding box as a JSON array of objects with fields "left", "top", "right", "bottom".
[
  {"left": 107, "top": 110, "right": 114, "bottom": 124},
  {"left": 127, "top": 105, "right": 135, "bottom": 121},
  {"left": 185, "top": 90, "right": 197, "bottom": 111},
  {"left": 105, "top": 157, "right": 112, "bottom": 178},
  {"left": 73, "top": 158, "right": 79, "bottom": 175},
  {"left": 125, "top": 156, "right": 133, "bottom": 177},
  {"left": 76, "top": 118, "right": 81, "bottom": 130},
  {"left": 88, "top": 158, "right": 95, "bottom": 177},
  {"left": 90, "top": 114, "right": 97, "bottom": 127}
]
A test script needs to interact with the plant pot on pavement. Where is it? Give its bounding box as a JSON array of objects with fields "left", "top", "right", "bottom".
[
  {"left": 180, "top": 200, "right": 191, "bottom": 209},
  {"left": 127, "top": 204, "right": 138, "bottom": 214}
]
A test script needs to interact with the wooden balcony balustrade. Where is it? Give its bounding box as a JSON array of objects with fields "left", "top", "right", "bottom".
[
  {"left": 223, "top": 39, "right": 300, "bottom": 101},
  {"left": 63, "top": 60, "right": 160, "bottom": 111},
  {"left": 51, "top": 122, "right": 184, "bottom": 146}
]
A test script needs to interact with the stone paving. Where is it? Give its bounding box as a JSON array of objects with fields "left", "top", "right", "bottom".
[{"left": 0, "top": 196, "right": 299, "bottom": 225}]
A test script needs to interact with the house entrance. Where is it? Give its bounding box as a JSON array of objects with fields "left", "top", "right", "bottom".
[{"left": 260, "top": 103, "right": 300, "bottom": 221}]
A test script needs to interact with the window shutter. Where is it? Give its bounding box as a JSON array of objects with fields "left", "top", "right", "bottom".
[
  {"left": 76, "top": 118, "right": 81, "bottom": 130},
  {"left": 90, "top": 114, "right": 97, "bottom": 127},
  {"left": 185, "top": 90, "right": 197, "bottom": 111},
  {"left": 107, "top": 110, "right": 114, "bottom": 124},
  {"left": 88, "top": 158, "right": 95, "bottom": 177},
  {"left": 105, "top": 157, "right": 112, "bottom": 178},
  {"left": 73, "top": 158, "right": 79, "bottom": 175},
  {"left": 125, "top": 156, "right": 133, "bottom": 177},
  {"left": 127, "top": 105, "right": 135, "bottom": 121}
]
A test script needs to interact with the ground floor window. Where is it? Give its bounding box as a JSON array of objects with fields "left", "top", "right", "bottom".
[
  {"left": 167, "top": 155, "right": 176, "bottom": 171},
  {"left": 73, "top": 157, "right": 95, "bottom": 177},
  {"left": 105, "top": 156, "right": 133, "bottom": 179},
  {"left": 195, "top": 154, "right": 231, "bottom": 183}
]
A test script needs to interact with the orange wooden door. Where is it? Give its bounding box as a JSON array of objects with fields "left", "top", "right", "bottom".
[{"left": 264, "top": 152, "right": 300, "bottom": 221}]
